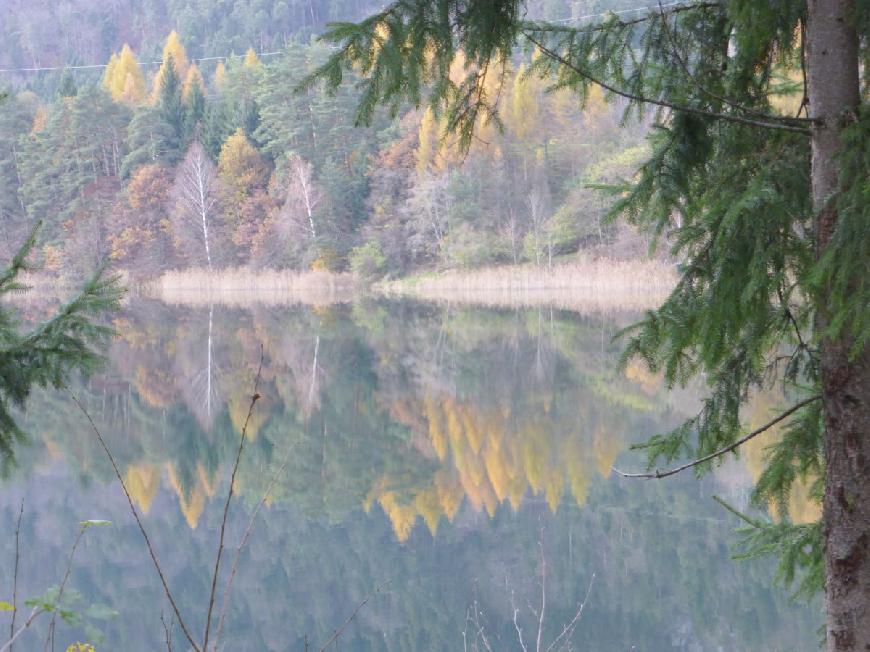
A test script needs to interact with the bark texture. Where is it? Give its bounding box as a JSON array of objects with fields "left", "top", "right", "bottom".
[{"left": 806, "top": 1, "right": 870, "bottom": 650}]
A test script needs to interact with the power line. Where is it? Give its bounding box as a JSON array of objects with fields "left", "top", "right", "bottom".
[
  {"left": 0, "top": 50, "right": 284, "bottom": 74},
  {"left": 0, "top": 2, "right": 705, "bottom": 74},
  {"left": 547, "top": 1, "right": 692, "bottom": 25}
]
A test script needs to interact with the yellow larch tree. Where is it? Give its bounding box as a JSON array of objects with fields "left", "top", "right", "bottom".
[
  {"left": 106, "top": 44, "right": 146, "bottom": 105},
  {"left": 102, "top": 53, "right": 119, "bottom": 97},
  {"left": 218, "top": 128, "right": 269, "bottom": 200},
  {"left": 509, "top": 64, "right": 541, "bottom": 143},
  {"left": 182, "top": 63, "right": 206, "bottom": 103},
  {"left": 213, "top": 60, "right": 227, "bottom": 91},
  {"left": 243, "top": 47, "right": 261, "bottom": 68},
  {"left": 151, "top": 31, "right": 190, "bottom": 102}
]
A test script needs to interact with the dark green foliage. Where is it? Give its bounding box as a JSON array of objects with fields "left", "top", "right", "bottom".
[
  {"left": 17, "top": 85, "right": 129, "bottom": 242},
  {"left": 810, "top": 105, "right": 870, "bottom": 357},
  {"left": 122, "top": 107, "right": 182, "bottom": 177},
  {"left": 185, "top": 81, "right": 207, "bottom": 135},
  {"left": 57, "top": 69, "right": 79, "bottom": 98},
  {"left": 202, "top": 100, "right": 235, "bottom": 159},
  {"left": 0, "top": 227, "right": 122, "bottom": 469},
  {"left": 159, "top": 55, "right": 186, "bottom": 140}
]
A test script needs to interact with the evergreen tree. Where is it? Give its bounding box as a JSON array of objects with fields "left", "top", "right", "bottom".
[
  {"left": 202, "top": 100, "right": 234, "bottom": 159},
  {"left": 312, "top": 1, "right": 870, "bottom": 648},
  {"left": 151, "top": 30, "right": 190, "bottom": 103},
  {"left": 185, "top": 81, "right": 207, "bottom": 135},
  {"left": 57, "top": 69, "right": 78, "bottom": 98},
  {"left": 158, "top": 55, "right": 185, "bottom": 141},
  {"left": 0, "top": 227, "right": 121, "bottom": 467},
  {"left": 121, "top": 107, "right": 181, "bottom": 178}
]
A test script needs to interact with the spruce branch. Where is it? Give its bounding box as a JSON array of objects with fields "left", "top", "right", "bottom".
[
  {"left": 654, "top": 0, "right": 806, "bottom": 125},
  {"left": 522, "top": 32, "right": 813, "bottom": 134},
  {"left": 612, "top": 395, "right": 821, "bottom": 479}
]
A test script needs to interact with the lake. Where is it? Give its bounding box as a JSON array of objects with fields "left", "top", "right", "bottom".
[{"left": 1, "top": 298, "right": 819, "bottom": 650}]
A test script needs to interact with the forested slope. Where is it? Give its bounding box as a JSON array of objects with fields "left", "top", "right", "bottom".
[{"left": 0, "top": 0, "right": 662, "bottom": 281}]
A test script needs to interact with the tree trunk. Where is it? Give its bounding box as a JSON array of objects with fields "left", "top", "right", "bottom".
[{"left": 806, "top": 1, "right": 870, "bottom": 650}]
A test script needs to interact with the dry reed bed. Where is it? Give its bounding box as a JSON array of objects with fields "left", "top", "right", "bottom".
[
  {"left": 377, "top": 259, "right": 678, "bottom": 313},
  {"left": 140, "top": 267, "right": 358, "bottom": 307}
]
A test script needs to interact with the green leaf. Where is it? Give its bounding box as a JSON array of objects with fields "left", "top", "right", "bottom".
[
  {"left": 60, "top": 608, "right": 81, "bottom": 626},
  {"left": 84, "top": 603, "right": 118, "bottom": 620},
  {"left": 0, "top": 601, "right": 13, "bottom": 611},
  {"left": 79, "top": 520, "right": 112, "bottom": 529}
]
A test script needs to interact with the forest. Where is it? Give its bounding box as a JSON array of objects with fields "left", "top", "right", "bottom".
[
  {"left": 0, "top": 0, "right": 650, "bottom": 283},
  {"left": 1, "top": 0, "right": 867, "bottom": 649}
]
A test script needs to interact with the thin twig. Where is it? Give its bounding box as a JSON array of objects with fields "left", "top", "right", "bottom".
[
  {"left": 161, "top": 612, "right": 174, "bottom": 652},
  {"left": 65, "top": 388, "right": 200, "bottom": 652},
  {"left": 777, "top": 285, "right": 809, "bottom": 353},
  {"left": 545, "top": 572, "right": 595, "bottom": 652},
  {"left": 0, "top": 608, "right": 46, "bottom": 652},
  {"left": 612, "top": 395, "right": 821, "bottom": 479},
  {"left": 9, "top": 500, "right": 23, "bottom": 652},
  {"left": 202, "top": 347, "right": 264, "bottom": 652},
  {"left": 522, "top": 32, "right": 813, "bottom": 134},
  {"left": 470, "top": 595, "right": 493, "bottom": 652},
  {"left": 508, "top": 579, "right": 528, "bottom": 652},
  {"left": 319, "top": 583, "right": 389, "bottom": 651},
  {"left": 44, "top": 524, "right": 86, "bottom": 652},
  {"left": 797, "top": 19, "right": 809, "bottom": 118},
  {"left": 212, "top": 437, "right": 300, "bottom": 650}
]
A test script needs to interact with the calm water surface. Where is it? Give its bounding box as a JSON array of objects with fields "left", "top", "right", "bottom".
[{"left": 1, "top": 299, "right": 819, "bottom": 650}]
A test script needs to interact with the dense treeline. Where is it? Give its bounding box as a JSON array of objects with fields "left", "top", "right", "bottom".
[{"left": 0, "top": 1, "right": 650, "bottom": 281}]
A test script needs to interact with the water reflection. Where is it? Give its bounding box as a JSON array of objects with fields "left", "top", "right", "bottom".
[{"left": 1, "top": 300, "right": 819, "bottom": 650}]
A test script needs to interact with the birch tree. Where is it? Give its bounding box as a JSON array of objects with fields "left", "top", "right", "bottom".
[
  {"left": 171, "top": 141, "right": 220, "bottom": 271},
  {"left": 271, "top": 153, "right": 322, "bottom": 265}
]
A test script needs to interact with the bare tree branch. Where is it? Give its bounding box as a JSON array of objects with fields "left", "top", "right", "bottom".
[
  {"left": 612, "top": 395, "right": 821, "bottom": 479},
  {"left": 44, "top": 524, "right": 87, "bottom": 651},
  {"left": 161, "top": 613, "right": 174, "bottom": 652},
  {"left": 545, "top": 572, "right": 595, "bottom": 652},
  {"left": 66, "top": 389, "right": 200, "bottom": 652},
  {"left": 0, "top": 607, "right": 46, "bottom": 652},
  {"left": 508, "top": 579, "right": 529, "bottom": 652},
  {"left": 319, "top": 583, "right": 389, "bottom": 651},
  {"left": 202, "top": 347, "right": 264, "bottom": 652},
  {"left": 8, "top": 500, "right": 23, "bottom": 652},
  {"left": 212, "top": 437, "right": 301, "bottom": 651}
]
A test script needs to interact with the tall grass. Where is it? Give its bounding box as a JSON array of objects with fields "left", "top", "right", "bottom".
[
  {"left": 140, "top": 267, "right": 357, "bottom": 306},
  {"left": 376, "top": 259, "right": 677, "bottom": 312}
]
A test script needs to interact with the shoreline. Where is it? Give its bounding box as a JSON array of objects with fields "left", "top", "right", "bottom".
[{"left": 12, "top": 259, "right": 677, "bottom": 311}]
